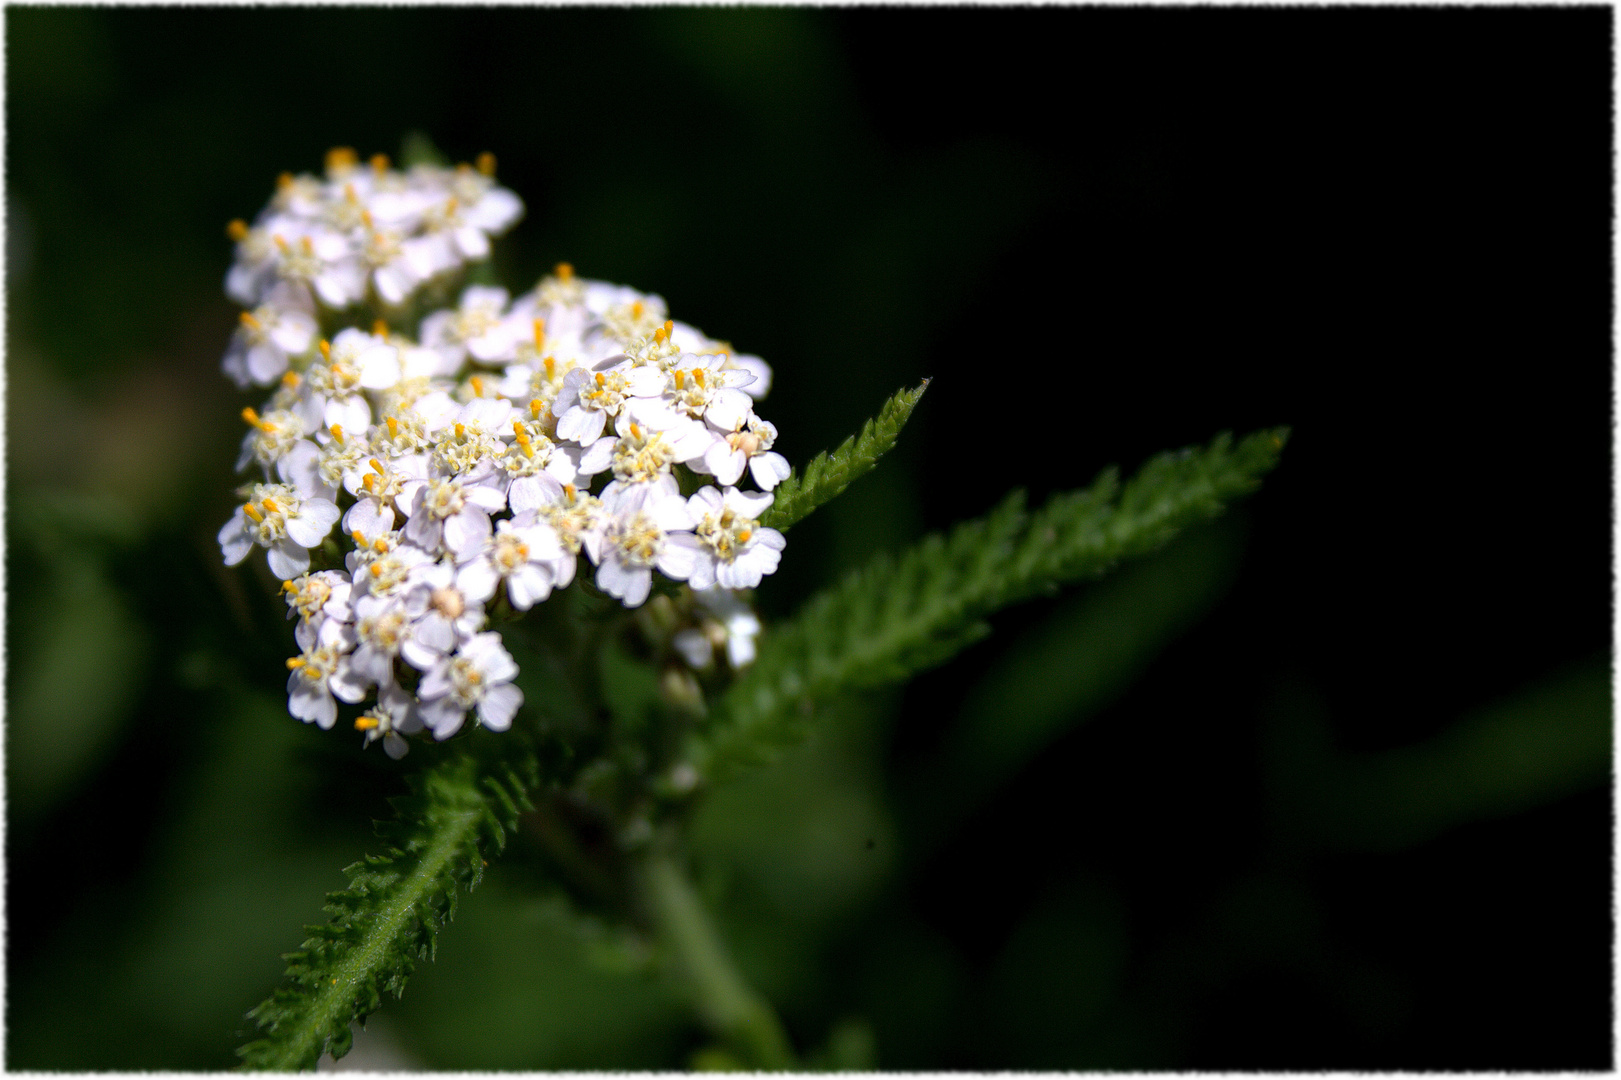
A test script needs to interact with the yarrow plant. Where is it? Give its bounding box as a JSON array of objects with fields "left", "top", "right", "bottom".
[{"left": 226, "top": 145, "right": 1288, "bottom": 1071}]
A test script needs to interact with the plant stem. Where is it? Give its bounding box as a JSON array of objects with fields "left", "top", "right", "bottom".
[{"left": 637, "top": 849, "right": 796, "bottom": 1069}]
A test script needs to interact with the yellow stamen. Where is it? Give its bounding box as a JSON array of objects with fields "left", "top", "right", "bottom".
[
  {"left": 362, "top": 474, "right": 375, "bottom": 492},
  {"left": 738, "top": 529, "right": 752, "bottom": 543},
  {"left": 370, "top": 562, "right": 384, "bottom": 577},
  {"left": 326, "top": 146, "right": 358, "bottom": 173},
  {"left": 273, "top": 234, "right": 290, "bottom": 254},
  {"left": 555, "top": 262, "right": 574, "bottom": 282},
  {"left": 385, "top": 416, "right": 399, "bottom": 438},
  {"left": 276, "top": 172, "right": 294, "bottom": 190},
  {"left": 355, "top": 716, "right": 380, "bottom": 731},
  {"left": 694, "top": 368, "right": 706, "bottom": 387},
  {"left": 373, "top": 319, "right": 389, "bottom": 338},
  {"left": 533, "top": 318, "right": 546, "bottom": 351},
  {"left": 330, "top": 424, "right": 344, "bottom": 443},
  {"left": 319, "top": 339, "right": 332, "bottom": 362},
  {"left": 344, "top": 182, "right": 358, "bottom": 204},
  {"left": 300, "top": 235, "right": 314, "bottom": 255},
  {"left": 371, "top": 152, "right": 390, "bottom": 174},
  {"left": 374, "top": 537, "right": 389, "bottom": 553},
  {"left": 476, "top": 151, "right": 496, "bottom": 176},
  {"left": 282, "top": 580, "right": 297, "bottom": 592},
  {"left": 282, "top": 371, "right": 301, "bottom": 388},
  {"left": 631, "top": 301, "right": 644, "bottom": 320},
  {"left": 261, "top": 498, "right": 280, "bottom": 514},
  {"left": 512, "top": 422, "right": 529, "bottom": 443},
  {"left": 543, "top": 356, "right": 555, "bottom": 379},
  {"left": 286, "top": 656, "right": 306, "bottom": 669},
  {"left": 243, "top": 503, "right": 264, "bottom": 523},
  {"left": 454, "top": 423, "right": 466, "bottom": 440},
  {"left": 241, "top": 406, "right": 263, "bottom": 428},
  {"left": 470, "top": 375, "right": 484, "bottom": 398},
  {"left": 370, "top": 458, "right": 385, "bottom": 475},
  {"left": 239, "top": 311, "right": 263, "bottom": 330},
  {"left": 226, "top": 219, "right": 248, "bottom": 242},
  {"left": 445, "top": 195, "right": 458, "bottom": 215},
  {"left": 529, "top": 399, "right": 543, "bottom": 418},
  {"left": 352, "top": 530, "right": 367, "bottom": 545},
  {"left": 594, "top": 372, "right": 606, "bottom": 389},
  {"left": 564, "top": 483, "right": 576, "bottom": 500},
  {"left": 631, "top": 422, "right": 642, "bottom": 440},
  {"left": 360, "top": 208, "right": 375, "bottom": 230}
]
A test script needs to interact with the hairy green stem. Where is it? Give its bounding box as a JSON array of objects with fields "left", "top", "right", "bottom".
[{"left": 638, "top": 850, "right": 796, "bottom": 1069}]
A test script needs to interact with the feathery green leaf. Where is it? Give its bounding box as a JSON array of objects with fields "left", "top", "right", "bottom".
[
  {"left": 760, "top": 380, "right": 929, "bottom": 533},
  {"left": 237, "top": 748, "right": 538, "bottom": 1070},
  {"left": 692, "top": 427, "right": 1288, "bottom": 780}
]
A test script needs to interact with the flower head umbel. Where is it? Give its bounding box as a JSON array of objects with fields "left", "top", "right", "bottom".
[{"left": 218, "top": 148, "right": 786, "bottom": 757}]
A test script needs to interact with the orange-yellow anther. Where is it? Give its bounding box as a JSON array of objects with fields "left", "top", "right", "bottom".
[
  {"left": 454, "top": 423, "right": 466, "bottom": 440},
  {"left": 543, "top": 356, "right": 556, "bottom": 378},
  {"left": 371, "top": 152, "right": 390, "bottom": 174},
  {"left": 282, "top": 580, "right": 297, "bottom": 592},
  {"left": 354, "top": 716, "right": 380, "bottom": 731},
  {"left": 470, "top": 376, "right": 485, "bottom": 398},
  {"left": 738, "top": 529, "right": 753, "bottom": 543},
  {"left": 694, "top": 368, "right": 706, "bottom": 387},
  {"left": 631, "top": 301, "right": 645, "bottom": 320},
  {"left": 631, "top": 423, "right": 643, "bottom": 440},
  {"left": 326, "top": 146, "right": 358, "bottom": 173},
  {"left": 362, "top": 474, "right": 375, "bottom": 492},
  {"left": 594, "top": 372, "right": 606, "bottom": 389},
  {"left": 241, "top": 406, "right": 263, "bottom": 428},
  {"left": 512, "top": 421, "right": 529, "bottom": 443},
  {"left": 476, "top": 152, "right": 496, "bottom": 176},
  {"left": 243, "top": 503, "right": 265, "bottom": 523},
  {"left": 370, "top": 458, "right": 385, "bottom": 475},
  {"left": 360, "top": 208, "right": 375, "bottom": 230},
  {"left": 300, "top": 235, "right": 314, "bottom": 255},
  {"left": 282, "top": 371, "right": 301, "bottom": 388},
  {"left": 445, "top": 196, "right": 459, "bottom": 215},
  {"left": 344, "top": 183, "right": 358, "bottom": 204},
  {"left": 372, "top": 319, "right": 389, "bottom": 338},
  {"left": 373, "top": 537, "right": 389, "bottom": 553},
  {"left": 276, "top": 172, "right": 294, "bottom": 190},
  {"left": 227, "top": 219, "right": 249, "bottom": 241},
  {"left": 286, "top": 656, "right": 306, "bottom": 669},
  {"left": 261, "top": 498, "right": 280, "bottom": 514},
  {"left": 529, "top": 399, "right": 543, "bottom": 418},
  {"left": 370, "top": 562, "right": 384, "bottom": 577},
  {"left": 319, "top": 339, "right": 332, "bottom": 362},
  {"left": 564, "top": 484, "right": 577, "bottom": 501},
  {"left": 239, "top": 311, "right": 263, "bottom": 330},
  {"left": 385, "top": 416, "right": 399, "bottom": 438},
  {"left": 330, "top": 424, "right": 344, "bottom": 443},
  {"left": 352, "top": 530, "right": 367, "bottom": 545},
  {"left": 555, "top": 262, "right": 574, "bottom": 282},
  {"left": 533, "top": 318, "right": 546, "bottom": 351},
  {"left": 274, "top": 234, "right": 291, "bottom": 254}
]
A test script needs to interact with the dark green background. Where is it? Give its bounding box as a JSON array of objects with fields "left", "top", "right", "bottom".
[{"left": 7, "top": 7, "right": 1611, "bottom": 1070}]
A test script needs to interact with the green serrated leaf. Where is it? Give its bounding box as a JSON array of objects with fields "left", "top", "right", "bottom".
[
  {"left": 237, "top": 745, "right": 539, "bottom": 1071},
  {"left": 691, "top": 427, "right": 1289, "bottom": 781},
  {"left": 760, "top": 380, "right": 930, "bottom": 533}
]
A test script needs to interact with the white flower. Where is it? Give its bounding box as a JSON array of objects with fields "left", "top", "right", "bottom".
[
  {"left": 685, "top": 486, "right": 785, "bottom": 590},
  {"left": 420, "top": 286, "right": 524, "bottom": 369},
  {"left": 219, "top": 482, "right": 341, "bottom": 579},
  {"left": 595, "top": 487, "right": 701, "bottom": 608},
  {"left": 553, "top": 361, "right": 667, "bottom": 445},
  {"left": 672, "top": 588, "right": 763, "bottom": 670},
  {"left": 457, "top": 516, "right": 569, "bottom": 610},
  {"left": 221, "top": 282, "right": 316, "bottom": 388},
  {"left": 702, "top": 412, "right": 791, "bottom": 491},
  {"left": 404, "top": 473, "right": 506, "bottom": 559},
  {"left": 282, "top": 570, "right": 354, "bottom": 650},
  {"left": 354, "top": 681, "right": 422, "bottom": 759},
  {"left": 285, "top": 634, "right": 366, "bottom": 730},
  {"left": 417, "top": 631, "right": 524, "bottom": 738}
]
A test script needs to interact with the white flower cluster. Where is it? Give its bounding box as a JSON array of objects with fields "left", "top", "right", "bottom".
[{"left": 217, "top": 150, "right": 788, "bottom": 757}]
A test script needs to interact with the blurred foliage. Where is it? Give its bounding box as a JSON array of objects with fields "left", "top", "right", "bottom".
[{"left": 6, "top": 6, "right": 1610, "bottom": 1072}]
